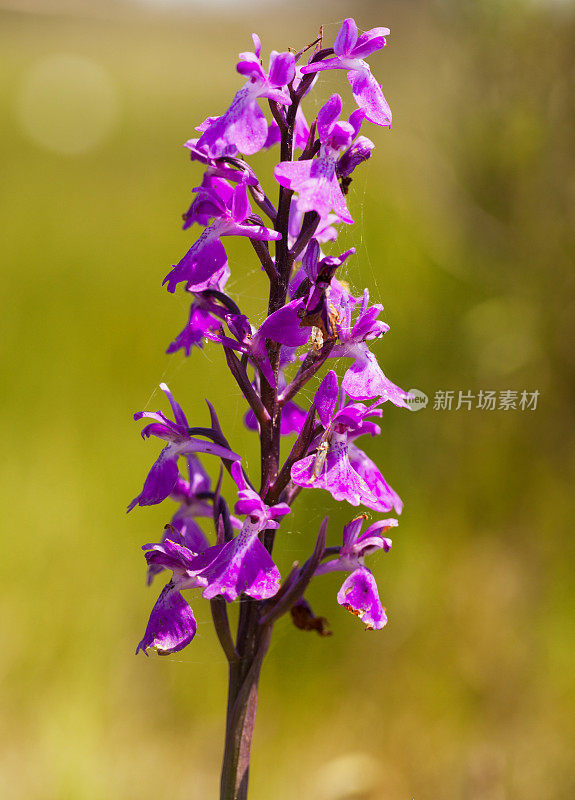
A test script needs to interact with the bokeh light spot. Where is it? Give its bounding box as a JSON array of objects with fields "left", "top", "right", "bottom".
[{"left": 17, "top": 55, "right": 120, "bottom": 155}]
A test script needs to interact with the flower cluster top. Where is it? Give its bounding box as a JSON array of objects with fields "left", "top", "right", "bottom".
[{"left": 130, "top": 19, "right": 409, "bottom": 656}]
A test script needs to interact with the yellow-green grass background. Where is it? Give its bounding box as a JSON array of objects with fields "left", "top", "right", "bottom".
[{"left": 1, "top": 1, "right": 574, "bottom": 797}]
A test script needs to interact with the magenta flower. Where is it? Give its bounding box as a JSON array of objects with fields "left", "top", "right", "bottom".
[
  {"left": 164, "top": 182, "right": 281, "bottom": 294},
  {"left": 128, "top": 383, "right": 239, "bottom": 511},
  {"left": 330, "top": 288, "right": 409, "bottom": 406},
  {"left": 275, "top": 94, "right": 362, "bottom": 224},
  {"left": 182, "top": 174, "right": 235, "bottom": 230},
  {"left": 197, "top": 35, "right": 295, "bottom": 157},
  {"left": 207, "top": 299, "right": 310, "bottom": 387},
  {"left": 300, "top": 18, "right": 392, "bottom": 127},
  {"left": 198, "top": 462, "right": 290, "bottom": 602},
  {"left": 316, "top": 515, "right": 397, "bottom": 629},
  {"left": 290, "top": 371, "right": 399, "bottom": 510}
]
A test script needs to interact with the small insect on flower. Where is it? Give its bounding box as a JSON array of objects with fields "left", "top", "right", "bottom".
[{"left": 311, "top": 436, "right": 330, "bottom": 483}]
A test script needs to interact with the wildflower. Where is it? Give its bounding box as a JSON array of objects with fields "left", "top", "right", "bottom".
[
  {"left": 300, "top": 18, "right": 392, "bottom": 127},
  {"left": 316, "top": 515, "right": 397, "bottom": 629},
  {"left": 274, "top": 94, "right": 360, "bottom": 224},
  {"left": 198, "top": 462, "right": 290, "bottom": 602},
  {"left": 128, "top": 383, "right": 239, "bottom": 510},
  {"left": 331, "top": 288, "right": 410, "bottom": 406},
  {"left": 164, "top": 182, "right": 281, "bottom": 294},
  {"left": 207, "top": 299, "right": 310, "bottom": 387},
  {"left": 290, "top": 371, "right": 400, "bottom": 511},
  {"left": 197, "top": 35, "right": 295, "bottom": 157}
]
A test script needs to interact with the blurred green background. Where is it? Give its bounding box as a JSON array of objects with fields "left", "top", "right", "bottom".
[{"left": 2, "top": 0, "right": 575, "bottom": 798}]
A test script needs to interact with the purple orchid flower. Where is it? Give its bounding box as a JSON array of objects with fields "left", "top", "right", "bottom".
[
  {"left": 132, "top": 22, "right": 411, "bottom": 793},
  {"left": 164, "top": 182, "right": 281, "bottom": 294},
  {"left": 128, "top": 383, "right": 239, "bottom": 511},
  {"left": 316, "top": 515, "right": 397, "bottom": 629},
  {"left": 137, "top": 527, "right": 215, "bottom": 655},
  {"left": 330, "top": 288, "right": 409, "bottom": 406},
  {"left": 290, "top": 371, "right": 401, "bottom": 512},
  {"left": 206, "top": 299, "right": 310, "bottom": 388},
  {"left": 197, "top": 35, "right": 295, "bottom": 157},
  {"left": 182, "top": 174, "right": 235, "bottom": 230},
  {"left": 275, "top": 94, "right": 360, "bottom": 224},
  {"left": 300, "top": 18, "right": 392, "bottom": 127},
  {"left": 197, "top": 462, "right": 290, "bottom": 602}
]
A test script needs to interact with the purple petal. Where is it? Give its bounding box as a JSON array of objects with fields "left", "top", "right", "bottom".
[
  {"left": 274, "top": 159, "right": 313, "bottom": 192},
  {"left": 231, "top": 183, "right": 251, "bottom": 223},
  {"left": 315, "top": 370, "right": 339, "bottom": 427},
  {"left": 159, "top": 383, "right": 188, "bottom": 429},
  {"left": 302, "top": 238, "right": 320, "bottom": 281},
  {"left": 351, "top": 28, "right": 389, "bottom": 59},
  {"left": 348, "top": 69, "right": 392, "bottom": 127},
  {"left": 268, "top": 51, "right": 296, "bottom": 86},
  {"left": 236, "top": 53, "right": 266, "bottom": 82},
  {"left": 264, "top": 120, "right": 281, "bottom": 149},
  {"left": 147, "top": 516, "right": 210, "bottom": 585},
  {"left": 300, "top": 58, "right": 349, "bottom": 76},
  {"left": 136, "top": 585, "right": 197, "bottom": 655},
  {"left": 342, "top": 350, "right": 409, "bottom": 406},
  {"left": 172, "top": 514, "right": 211, "bottom": 554},
  {"left": 334, "top": 18, "right": 358, "bottom": 57},
  {"left": 201, "top": 532, "right": 281, "bottom": 602},
  {"left": 341, "top": 515, "right": 366, "bottom": 551},
  {"left": 128, "top": 452, "right": 179, "bottom": 511},
  {"left": 232, "top": 102, "right": 269, "bottom": 156},
  {"left": 164, "top": 233, "right": 228, "bottom": 294},
  {"left": 348, "top": 443, "right": 403, "bottom": 514},
  {"left": 337, "top": 566, "right": 387, "bottom": 629},
  {"left": 167, "top": 303, "right": 221, "bottom": 355},
  {"left": 338, "top": 135, "right": 375, "bottom": 178},
  {"left": 256, "top": 299, "right": 310, "bottom": 347},
  {"left": 291, "top": 439, "right": 377, "bottom": 507},
  {"left": 186, "top": 454, "right": 211, "bottom": 495},
  {"left": 354, "top": 519, "right": 397, "bottom": 557},
  {"left": 317, "top": 94, "right": 343, "bottom": 142},
  {"left": 281, "top": 401, "right": 307, "bottom": 435},
  {"left": 329, "top": 173, "right": 354, "bottom": 224}
]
